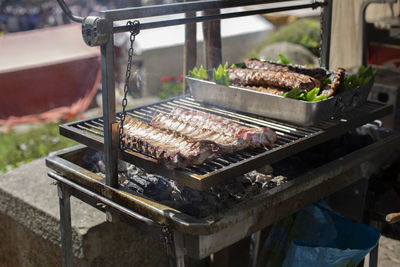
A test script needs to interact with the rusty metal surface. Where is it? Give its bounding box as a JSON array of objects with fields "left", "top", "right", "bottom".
[{"left": 59, "top": 96, "right": 393, "bottom": 190}]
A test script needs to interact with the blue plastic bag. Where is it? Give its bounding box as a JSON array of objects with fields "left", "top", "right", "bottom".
[{"left": 262, "top": 202, "right": 380, "bottom": 267}]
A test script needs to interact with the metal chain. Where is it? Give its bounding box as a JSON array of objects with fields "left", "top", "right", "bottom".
[{"left": 119, "top": 20, "right": 140, "bottom": 149}]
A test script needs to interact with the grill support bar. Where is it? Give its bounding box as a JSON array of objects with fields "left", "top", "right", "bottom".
[
  {"left": 101, "top": 24, "right": 119, "bottom": 187},
  {"left": 50, "top": 171, "right": 186, "bottom": 267},
  {"left": 57, "top": 184, "right": 73, "bottom": 267}
]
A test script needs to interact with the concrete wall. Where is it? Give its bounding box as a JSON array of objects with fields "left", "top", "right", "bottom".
[
  {"left": 139, "top": 31, "right": 271, "bottom": 97},
  {"left": 0, "top": 158, "right": 169, "bottom": 267}
]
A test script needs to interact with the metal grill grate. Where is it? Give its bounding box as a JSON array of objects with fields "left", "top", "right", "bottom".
[{"left": 59, "top": 96, "right": 392, "bottom": 190}]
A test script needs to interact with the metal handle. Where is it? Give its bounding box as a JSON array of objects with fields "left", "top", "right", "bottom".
[
  {"left": 55, "top": 0, "right": 84, "bottom": 23},
  {"left": 48, "top": 171, "right": 157, "bottom": 226}
]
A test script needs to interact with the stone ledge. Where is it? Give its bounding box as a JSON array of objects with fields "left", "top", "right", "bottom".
[{"left": 0, "top": 158, "right": 168, "bottom": 266}]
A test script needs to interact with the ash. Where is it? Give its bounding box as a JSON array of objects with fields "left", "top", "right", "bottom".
[{"left": 83, "top": 151, "right": 287, "bottom": 218}]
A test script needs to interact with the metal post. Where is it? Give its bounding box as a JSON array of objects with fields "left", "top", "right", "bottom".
[
  {"left": 320, "top": 0, "right": 332, "bottom": 69},
  {"left": 202, "top": 9, "right": 222, "bottom": 69},
  {"left": 183, "top": 2, "right": 197, "bottom": 95},
  {"left": 369, "top": 221, "right": 380, "bottom": 267},
  {"left": 170, "top": 231, "right": 185, "bottom": 267},
  {"left": 100, "top": 21, "right": 118, "bottom": 188},
  {"left": 58, "top": 184, "right": 73, "bottom": 267},
  {"left": 249, "top": 231, "right": 261, "bottom": 267}
]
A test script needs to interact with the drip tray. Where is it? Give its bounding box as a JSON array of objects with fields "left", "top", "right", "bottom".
[{"left": 59, "top": 95, "right": 392, "bottom": 190}]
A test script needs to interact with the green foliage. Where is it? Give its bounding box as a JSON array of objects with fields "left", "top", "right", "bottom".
[
  {"left": 212, "top": 62, "right": 231, "bottom": 86},
  {"left": 323, "top": 77, "right": 332, "bottom": 86},
  {"left": 284, "top": 87, "right": 328, "bottom": 102},
  {"left": 0, "top": 123, "right": 77, "bottom": 175},
  {"left": 189, "top": 62, "right": 235, "bottom": 86},
  {"left": 337, "top": 65, "right": 377, "bottom": 93},
  {"left": 188, "top": 65, "right": 208, "bottom": 80},
  {"left": 277, "top": 53, "right": 293, "bottom": 65},
  {"left": 264, "top": 18, "right": 321, "bottom": 56}
]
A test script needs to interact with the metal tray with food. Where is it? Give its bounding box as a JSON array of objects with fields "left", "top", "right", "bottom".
[{"left": 186, "top": 59, "right": 375, "bottom": 126}]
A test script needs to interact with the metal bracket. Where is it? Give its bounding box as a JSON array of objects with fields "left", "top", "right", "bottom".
[{"left": 82, "top": 16, "right": 110, "bottom": 47}]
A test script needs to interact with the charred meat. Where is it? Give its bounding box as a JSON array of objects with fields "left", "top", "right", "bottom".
[
  {"left": 244, "top": 59, "right": 328, "bottom": 81},
  {"left": 228, "top": 68, "right": 321, "bottom": 91},
  {"left": 123, "top": 116, "right": 219, "bottom": 169},
  {"left": 150, "top": 112, "right": 249, "bottom": 153},
  {"left": 321, "top": 68, "right": 346, "bottom": 97},
  {"left": 168, "top": 107, "right": 277, "bottom": 147}
]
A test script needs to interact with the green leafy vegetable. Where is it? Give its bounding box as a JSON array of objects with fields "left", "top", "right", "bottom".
[
  {"left": 284, "top": 87, "right": 328, "bottom": 102},
  {"left": 306, "top": 87, "right": 319, "bottom": 101},
  {"left": 188, "top": 65, "right": 208, "bottom": 80},
  {"left": 323, "top": 77, "right": 332, "bottom": 86},
  {"left": 277, "top": 53, "right": 293, "bottom": 65},
  {"left": 212, "top": 62, "right": 235, "bottom": 86},
  {"left": 337, "top": 65, "right": 377, "bottom": 93},
  {"left": 284, "top": 88, "right": 307, "bottom": 100}
]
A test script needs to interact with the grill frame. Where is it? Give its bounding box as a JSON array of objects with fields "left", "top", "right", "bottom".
[
  {"left": 47, "top": 132, "right": 400, "bottom": 258},
  {"left": 60, "top": 95, "right": 393, "bottom": 190}
]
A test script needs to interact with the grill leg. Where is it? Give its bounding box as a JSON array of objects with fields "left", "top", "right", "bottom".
[
  {"left": 249, "top": 231, "right": 261, "bottom": 267},
  {"left": 58, "top": 184, "right": 73, "bottom": 267},
  {"left": 169, "top": 231, "right": 185, "bottom": 267},
  {"left": 369, "top": 221, "right": 380, "bottom": 267}
]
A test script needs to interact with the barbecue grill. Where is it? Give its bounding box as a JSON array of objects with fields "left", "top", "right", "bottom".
[{"left": 47, "top": 1, "right": 399, "bottom": 266}]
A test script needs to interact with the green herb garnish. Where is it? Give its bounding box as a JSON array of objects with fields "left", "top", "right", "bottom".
[
  {"left": 188, "top": 64, "right": 208, "bottom": 80},
  {"left": 212, "top": 62, "right": 232, "bottom": 86},
  {"left": 277, "top": 53, "right": 293, "bottom": 65},
  {"left": 337, "top": 65, "right": 377, "bottom": 93},
  {"left": 284, "top": 87, "right": 328, "bottom": 102}
]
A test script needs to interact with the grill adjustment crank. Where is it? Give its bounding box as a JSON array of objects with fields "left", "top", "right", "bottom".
[{"left": 82, "top": 16, "right": 109, "bottom": 46}]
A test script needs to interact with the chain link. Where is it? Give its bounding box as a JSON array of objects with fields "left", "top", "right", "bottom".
[{"left": 119, "top": 20, "right": 140, "bottom": 149}]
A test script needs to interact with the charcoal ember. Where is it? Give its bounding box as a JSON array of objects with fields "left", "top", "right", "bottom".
[
  {"left": 123, "top": 179, "right": 144, "bottom": 194},
  {"left": 180, "top": 187, "right": 207, "bottom": 203},
  {"left": 141, "top": 174, "right": 160, "bottom": 184},
  {"left": 245, "top": 170, "right": 274, "bottom": 184},
  {"left": 87, "top": 151, "right": 288, "bottom": 218},
  {"left": 262, "top": 175, "right": 287, "bottom": 190},
  {"left": 273, "top": 175, "right": 287, "bottom": 186}
]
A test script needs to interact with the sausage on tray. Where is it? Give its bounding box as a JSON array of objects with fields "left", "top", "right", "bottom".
[{"left": 228, "top": 68, "right": 321, "bottom": 91}]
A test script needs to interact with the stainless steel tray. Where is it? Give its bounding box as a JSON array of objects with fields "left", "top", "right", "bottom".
[{"left": 186, "top": 76, "right": 374, "bottom": 126}]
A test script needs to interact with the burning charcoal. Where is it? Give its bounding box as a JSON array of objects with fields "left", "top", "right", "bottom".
[
  {"left": 141, "top": 174, "right": 160, "bottom": 184},
  {"left": 117, "top": 160, "right": 127, "bottom": 172},
  {"left": 273, "top": 175, "right": 287, "bottom": 186},
  {"left": 87, "top": 150, "right": 289, "bottom": 219},
  {"left": 181, "top": 188, "right": 204, "bottom": 203},
  {"left": 245, "top": 170, "right": 274, "bottom": 185},
  {"left": 130, "top": 176, "right": 152, "bottom": 188},
  {"left": 125, "top": 180, "right": 144, "bottom": 194},
  {"left": 266, "top": 180, "right": 277, "bottom": 189}
]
